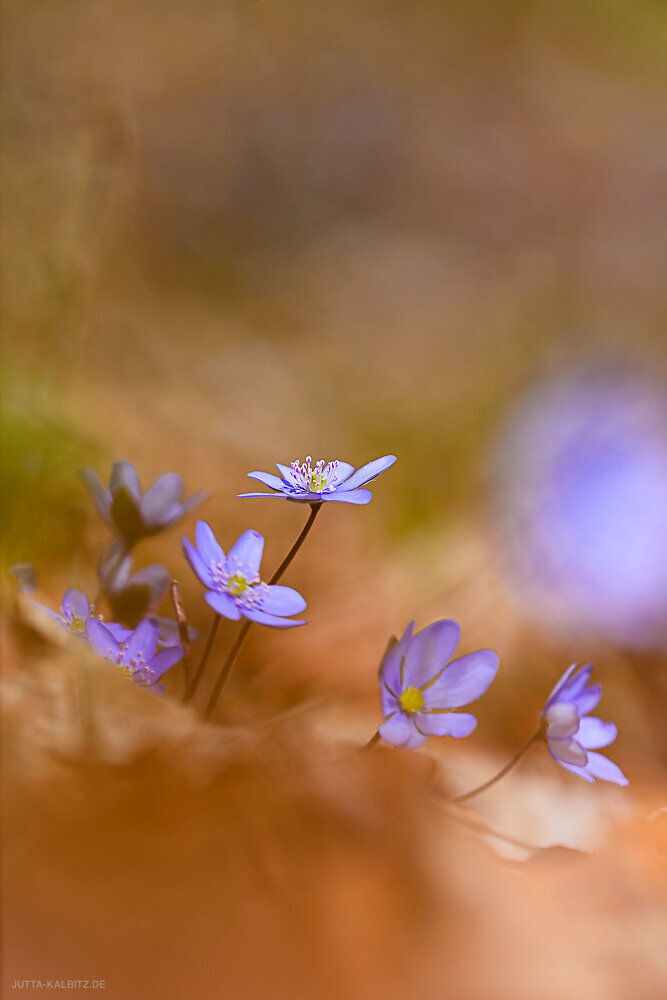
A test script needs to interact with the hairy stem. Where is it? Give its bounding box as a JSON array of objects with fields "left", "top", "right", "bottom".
[
  {"left": 450, "top": 729, "right": 542, "bottom": 804},
  {"left": 184, "top": 613, "right": 220, "bottom": 703}
]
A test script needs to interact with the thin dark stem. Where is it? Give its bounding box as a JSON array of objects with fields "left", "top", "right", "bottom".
[
  {"left": 450, "top": 730, "right": 542, "bottom": 804},
  {"left": 203, "top": 620, "right": 252, "bottom": 720},
  {"left": 362, "top": 731, "right": 381, "bottom": 751},
  {"left": 269, "top": 503, "right": 321, "bottom": 584},
  {"left": 184, "top": 613, "right": 220, "bottom": 703},
  {"left": 170, "top": 580, "right": 193, "bottom": 695}
]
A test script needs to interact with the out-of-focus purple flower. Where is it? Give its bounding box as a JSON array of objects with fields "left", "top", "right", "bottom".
[
  {"left": 99, "top": 550, "right": 170, "bottom": 627},
  {"left": 182, "top": 521, "right": 307, "bottom": 628},
  {"left": 238, "top": 454, "right": 397, "bottom": 505},
  {"left": 81, "top": 460, "right": 205, "bottom": 547},
  {"left": 495, "top": 371, "right": 667, "bottom": 649},
  {"left": 543, "top": 663, "right": 628, "bottom": 786},
  {"left": 9, "top": 563, "right": 37, "bottom": 594},
  {"left": 378, "top": 620, "right": 499, "bottom": 750},
  {"left": 85, "top": 617, "right": 182, "bottom": 691}
]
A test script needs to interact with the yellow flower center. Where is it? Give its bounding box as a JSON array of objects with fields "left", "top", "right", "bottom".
[
  {"left": 399, "top": 686, "right": 424, "bottom": 713},
  {"left": 70, "top": 614, "right": 87, "bottom": 634},
  {"left": 227, "top": 572, "right": 248, "bottom": 596}
]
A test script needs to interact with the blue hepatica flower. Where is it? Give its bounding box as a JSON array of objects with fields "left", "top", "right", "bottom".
[
  {"left": 183, "top": 521, "right": 307, "bottom": 628},
  {"left": 543, "top": 663, "right": 628, "bottom": 785},
  {"left": 32, "top": 587, "right": 128, "bottom": 642},
  {"left": 81, "top": 459, "right": 205, "bottom": 547},
  {"left": 237, "top": 454, "right": 397, "bottom": 505},
  {"left": 85, "top": 617, "right": 183, "bottom": 691},
  {"left": 378, "top": 620, "right": 499, "bottom": 750}
]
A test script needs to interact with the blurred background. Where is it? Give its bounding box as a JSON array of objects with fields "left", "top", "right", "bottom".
[{"left": 2, "top": 1, "right": 666, "bottom": 998}]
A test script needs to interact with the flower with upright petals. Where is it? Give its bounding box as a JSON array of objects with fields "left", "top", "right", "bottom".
[
  {"left": 182, "top": 521, "right": 307, "bottom": 628},
  {"left": 378, "top": 620, "right": 499, "bottom": 749},
  {"left": 85, "top": 617, "right": 182, "bottom": 691},
  {"left": 100, "top": 551, "right": 171, "bottom": 627},
  {"left": 81, "top": 460, "right": 205, "bottom": 547},
  {"left": 237, "top": 454, "right": 397, "bottom": 505},
  {"left": 542, "top": 663, "right": 628, "bottom": 785},
  {"left": 32, "top": 588, "right": 94, "bottom": 637}
]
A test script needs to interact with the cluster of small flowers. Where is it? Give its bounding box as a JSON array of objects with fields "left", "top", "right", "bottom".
[{"left": 31, "top": 451, "right": 627, "bottom": 791}]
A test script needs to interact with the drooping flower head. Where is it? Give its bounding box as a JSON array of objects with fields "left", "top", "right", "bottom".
[
  {"left": 238, "top": 454, "right": 397, "bottom": 505},
  {"left": 81, "top": 460, "right": 205, "bottom": 547},
  {"left": 85, "top": 617, "right": 183, "bottom": 691},
  {"left": 32, "top": 588, "right": 93, "bottom": 637},
  {"left": 183, "top": 521, "right": 307, "bottom": 628},
  {"left": 542, "top": 663, "right": 628, "bottom": 785},
  {"left": 378, "top": 620, "right": 499, "bottom": 749}
]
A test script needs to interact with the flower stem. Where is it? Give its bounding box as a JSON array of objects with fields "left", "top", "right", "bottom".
[
  {"left": 201, "top": 503, "right": 323, "bottom": 719},
  {"left": 170, "top": 579, "right": 193, "bottom": 695},
  {"left": 450, "top": 729, "right": 542, "bottom": 804},
  {"left": 269, "top": 503, "right": 322, "bottom": 584},
  {"left": 184, "top": 613, "right": 220, "bottom": 703},
  {"left": 362, "top": 731, "right": 381, "bottom": 751}
]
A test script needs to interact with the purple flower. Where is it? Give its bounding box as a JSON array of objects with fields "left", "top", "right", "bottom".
[
  {"left": 32, "top": 588, "right": 94, "bottom": 637},
  {"left": 100, "top": 551, "right": 171, "bottom": 627},
  {"left": 81, "top": 460, "right": 205, "bottom": 547},
  {"left": 543, "top": 663, "right": 628, "bottom": 785},
  {"left": 182, "top": 521, "right": 307, "bottom": 628},
  {"left": 237, "top": 454, "right": 397, "bottom": 505},
  {"left": 378, "top": 620, "right": 499, "bottom": 749},
  {"left": 85, "top": 617, "right": 182, "bottom": 691}
]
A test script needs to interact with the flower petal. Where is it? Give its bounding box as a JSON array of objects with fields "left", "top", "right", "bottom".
[
  {"left": 31, "top": 601, "right": 66, "bottom": 626},
  {"left": 576, "top": 717, "right": 618, "bottom": 749},
  {"left": 547, "top": 737, "right": 588, "bottom": 766},
  {"left": 573, "top": 684, "right": 602, "bottom": 716},
  {"left": 110, "top": 460, "right": 141, "bottom": 499},
  {"left": 236, "top": 491, "right": 287, "bottom": 499},
  {"left": 401, "top": 620, "right": 462, "bottom": 689},
  {"left": 85, "top": 619, "right": 120, "bottom": 661},
  {"left": 182, "top": 536, "right": 213, "bottom": 587},
  {"left": 141, "top": 473, "right": 184, "bottom": 524},
  {"left": 241, "top": 607, "right": 306, "bottom": 628},
  {"left": 585, "top": 751, "right": 629, "bottom": 786},
  {"left": 545, "top": 663, "right": 579, "bottom": 707},
  {"left": 226, "top": 529, "right": 264, "bottom": 577},
  {"left": 331, "top": 462, "right": 355, "bottom": 485},
  {"left": 545, "top": 702, "right": 580, "bottom": 739},
  {"left": 555, "top": 758, "right": 596, "bottom": 783},
  {"left": 195, "top": 521, "right": 225, "bottom": 565},
  {"left": 380, "top": 621, "right": 415, "bottom": 694},
  {"left": 341, "top": 455, "right": 397, "bottom": 491},
  {"left": 424, "top": 649, "right": 499, "bottom": 709},
  {"left": 321, "top": 489, "right": 372, "bottom": 504},
  {"left": 379, "top": 711, "right": 428, "bottom": 749},
  {"left": 205, "top": 591, "right": 242, "bottom": 620},
  {"left": 257, "top": 585, "right": 307, "bottom": 616},
  {"left": 150, "top": 646, "right": 183, "bottom": 680},
  {"left": 125, "top": 618, "right": 159, "bottom": 662},
  {"left": 416, "top": 711, "right": 477, "bottom": 738},
  {"left": 129, "top": 564, "right": 170, "bottom": 601},
  {"left": 247, "top": 471, "right": 288, "bottom": 491},
  {"left": 80, "top": 468, "right": 112, "bottom": 520},
  {"left": 63, "top": 589, "right": 90, "bottom": 618}
]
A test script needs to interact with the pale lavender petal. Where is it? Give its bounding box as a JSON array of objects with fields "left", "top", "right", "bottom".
[
  {"left": 379, "top": 711, "right": 428, "bottom": 749},
  {"left": 125, "top": 618, "right": 159, "bottom": 662},
  {"left": 129, "top": 564, "right": 170, "bottom": 600},
  {"left": 80, "top": 467, "right": 112, "bottom": 520},
  {"left": 195, "top": 520, "right": 225, "bottom": 565},
  {"left": 105, "top": 622, "right": 133, "bottom": 642},
  {"left": 241, "top": 607, "right": 306, "bottom": 628},
  {"left": 576, "top": 717, "right": 618, "bottom": 749},
  {"left": 179, "top": 489, "right": 207, "bottom": 517},
  {"left": 402, "top": 620, "right": 461, "bottom": 688},
  {"left": 331, "top": 462, "right": 355, "bottom": 485},
  {"left": 585, "top": 751, "right": 629, "bottom": 786},
  {"left": 226, "top": 529, "right": 264, "bottom": 576},
  {"left": 85, "top": 619, "right": 120, "bottom": 660},
  {"left": 31, "top": 601, "right": 65, "bottom": 625},
  {"left": 380, "top": 621, "right": 415, "bottom": 694},
  {"left": 141, "top": 473, "right": 184, "bottom": 523},
  {"left": 341, "top": 455, "right": 397, "bottom": 491},
  {"left": 150, "top": 646, "right": 183, "bottom": 679},
  {"left": 544, "top": 702, "right": 580, "bottom": 739},
  {"left": 573, "top": 684, "right": 602, "bottom": 716},
  {"left": 182, "top": 536, "right": 213, "bottom": 587},
  {"left": 321, "top": 489, "right": 372, "bottom": 504},
  {"left": 236, "top": 491, "right": 286, "bottom": 499},
  {"left": 63, "top": 589, "right": 90, "bottom": 618},
  {"left": 247, "top": 471, "right": 288, "bottom": 491},
  {"left": 205, "top": 591, "right": 242, "bottom": 620},
  {"left": 556, "top": 758, "right": 595, "bottom": 783},
  {"left": 110, "top": 460, "right": 141, "bottom": 499},
  {"left": 380, "top": 684, "right": 401, "bottom": 718},
  {"left": 548, "top": 737, "right": 588, "bottom": 766},
  {"left": 275, "top": 463, "right": 297, "bottom": 482},
  {"left": 558, "top": 665, "right": 594, "bottom": 703},
  {"left": 424, "top": 649, "right": 499, "bottom": 709},
  {"left": 416, "top": 711, "right": 477, "bottom": 738},
  {"left": 258, "top": 585, "right": 307, "bottom": 616},
  {"left": 545, "top": 663, "right": 579, "bottom": 707}
]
